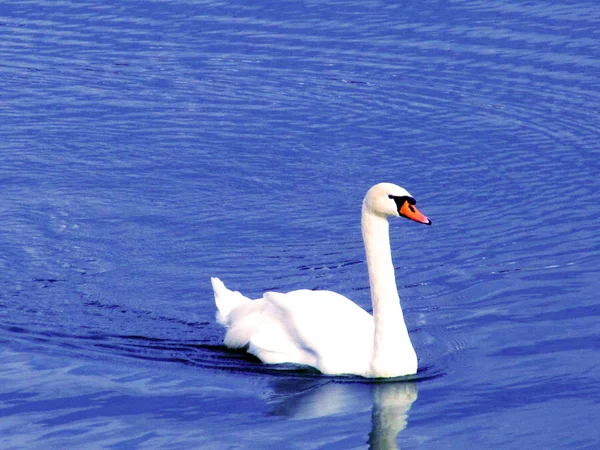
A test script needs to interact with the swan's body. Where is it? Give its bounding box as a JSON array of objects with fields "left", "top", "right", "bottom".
[{"left": 212, "top": 183, "right": 431, "bottom": 378}]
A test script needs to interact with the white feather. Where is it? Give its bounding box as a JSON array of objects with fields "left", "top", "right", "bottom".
[{"left": 211, "top": 183, "right": 430, "bottom": 378}]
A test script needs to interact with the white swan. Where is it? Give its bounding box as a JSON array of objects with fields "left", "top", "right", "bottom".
[{"left": 211, "top": 183, "right": 431, "bottom": 378}]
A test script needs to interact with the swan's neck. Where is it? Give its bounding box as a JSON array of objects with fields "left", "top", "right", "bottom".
[{"left": 362, "top": 208, "right": 417, "bottom": 377}]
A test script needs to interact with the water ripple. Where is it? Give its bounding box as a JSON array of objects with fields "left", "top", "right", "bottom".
[{"left": 0, "top": 3, "right": 599, "bottom": 433}]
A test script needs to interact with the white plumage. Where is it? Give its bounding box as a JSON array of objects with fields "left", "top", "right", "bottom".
[{"left": 212, "top": 183, "right": 431, "bottom": 378}]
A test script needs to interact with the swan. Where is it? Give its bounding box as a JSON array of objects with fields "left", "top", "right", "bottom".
[{"left": 211, "top": 183, "right": 431, "bottom": 378}]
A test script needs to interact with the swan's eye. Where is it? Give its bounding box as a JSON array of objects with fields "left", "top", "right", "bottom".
[{"left": 388, "top": 194, "right": 394, "bottom": 199}]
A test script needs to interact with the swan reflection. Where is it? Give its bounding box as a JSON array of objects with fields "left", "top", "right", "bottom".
[
  {"left": 368, "top": 382, "right": 418, "bottom": 449},
  {"left": 268, "top": 378, "right": 418, "bottom": 449}
]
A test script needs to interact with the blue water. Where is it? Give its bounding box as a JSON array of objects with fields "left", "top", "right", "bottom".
[{"left": 1, "top": 0, "right": 599, "bottom": 447}]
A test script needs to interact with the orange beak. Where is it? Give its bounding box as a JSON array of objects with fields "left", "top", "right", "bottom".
[{"left": 399, "top": 201, "right": 432, "bottom": 225}]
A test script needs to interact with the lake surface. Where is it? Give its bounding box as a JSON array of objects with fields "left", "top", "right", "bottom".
[{"left": 1, "top": 0, "right": 599, "bottom": 448}]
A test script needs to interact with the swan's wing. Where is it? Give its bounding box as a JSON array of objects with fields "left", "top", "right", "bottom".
[{"left": 223, "top": 288, "right": 375, "bottom": 375}]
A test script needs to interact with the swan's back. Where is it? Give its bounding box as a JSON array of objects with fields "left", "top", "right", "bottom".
[{"left": 213, "top": 278, "right": 375, "bottom": 376}]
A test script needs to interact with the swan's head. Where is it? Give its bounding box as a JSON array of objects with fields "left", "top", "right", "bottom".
[{"left": 363, "top": 183, "right": 431, "bottom": 225}]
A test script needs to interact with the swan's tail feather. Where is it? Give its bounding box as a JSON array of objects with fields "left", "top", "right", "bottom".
[{"left": 211, "top": 277, "right": 251, "bottom": 325}]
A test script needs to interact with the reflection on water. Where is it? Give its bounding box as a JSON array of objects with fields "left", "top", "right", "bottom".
[
  {"left": 0, "top": 349, "right": 418, "bottom": 448},
  {"left": 268, "top": 378, "right": 418, "bottom": 449},
  {"left": 368, "top": 383, "right": 418, "bottom": 449}
]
